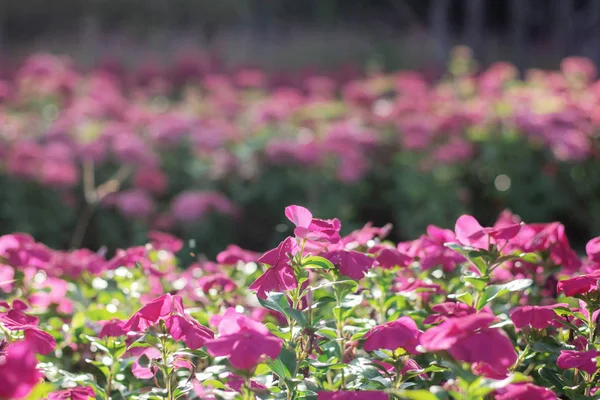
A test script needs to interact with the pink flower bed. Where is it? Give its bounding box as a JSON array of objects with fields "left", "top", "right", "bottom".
[{"left": 1, "top": 204, "right": 599, "bottom": 399}]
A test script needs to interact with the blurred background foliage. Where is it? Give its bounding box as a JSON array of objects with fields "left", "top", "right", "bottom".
[{"left": 1, "top": 0, "right": 600, "bottom": 259}]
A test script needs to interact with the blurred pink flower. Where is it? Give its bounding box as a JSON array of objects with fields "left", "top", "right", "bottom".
[
  {"left": 509, "top": 303, "right": 567, "bottom": 331},
  {"left": 171, "top": 191, "right": 236, "bottom": 222},
  {"left": 47, "top": 386, "right": 96, "bottom": 400},
  {"left": 362, "top": 317, "right": 422, "bottom": 354},
  {"left": 115, "top": 189, "right": 154, "bottom": 218},
  {"left": 420, "top": 313, "right": 517, "bottom": 378},
  {"left": 0, "top": 341, "right": 43, "bottom": 399},
  {"left": 494, "top": 383, "right": 557, "bottom": 400},
  {"left": 216, "top": 244, "right": 259, "bottom": 265},
  {"left": 557, "top": 349, "right": 600, "bottom": 374},
  {"left": 205, "top": 308, "right": 281, "bottom": 369}
]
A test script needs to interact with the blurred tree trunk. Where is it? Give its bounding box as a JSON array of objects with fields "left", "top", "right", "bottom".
[
  {"left": 429, "top": 0, "right": 450, "bottom": 67},
  {"left": 465, "top": 0, "right": 484, "bottom": 64},
  {"left": 510, "top": 0, "right": 527, "bottom": 77}
]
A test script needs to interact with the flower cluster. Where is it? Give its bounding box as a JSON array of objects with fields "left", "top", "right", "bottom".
[
  {"left": 3, "top": 204, "right": 600, "bottom": 399},
  {"left": 2, "top": 51, "right": 600, "bottom": 257}
]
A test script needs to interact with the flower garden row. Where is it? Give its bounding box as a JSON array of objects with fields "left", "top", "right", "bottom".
[
  {"left": 1, "top": 51, "right": 600, "bottom": 254},
  {"left": 2, "top": 204, "right": 600, "bottom": 399}
]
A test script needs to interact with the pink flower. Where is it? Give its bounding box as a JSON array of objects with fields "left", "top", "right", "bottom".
[
  {"left": 362, "top": 317, "right": 422, "bottom": 354},
  {"left": 455, "top": 215, "right": 521, "bottom": 249},
  {"left": 341, "top": 222, "right": 391, "bottom": 247},
  {"left": 197, "top": 274, "right": 238, "bottom": 293},
  {"left": 420, "top": 313, "right": 517, "bottom": 378},
  {"left": 557, "top": 350, "right": 600, "bottom": 374},
  {"left": 374, "top": 247, "right": 412, "bottom": 269},
  {"left": 419, "top": 225, "right": 465, "bottom": 272},
  {"left": 494, "top": 383, "right": 557, "bottom": 400},
  {"left": 132, "top": 167, "right": 168, "bottom": 195},
  {"left": 115, "top": 189, "right": 154, "bottom": 218},
  {"left": 0, "top": 306, "right": 56, "bottom": 355},
  {"left": 0, "top": 341, "right": 42, "bottom": 399},
  {"left": 0, "top": 264, "right": 14, "bottom": 293},
  {"left": 285, "top": 205, "right": 341, "bottom": 244},
  {"left": 148, "top": 231, "right": 183, "bottom": 253},
  {"left": 509, "top": 303, "right": 568, "bottom": 330},
  {"left": 171, "top": 191, "right": 236, "bottom": 222},
  {"left": 131, "top": 347, "right": 193, "bottom": 380},
  {"left": 423, "top": 302, "right": 477, "bottom": 325},
  {"left": 557, "top": 271, "right": 600, "bottom": 297},
  {"left": 165, "top": 314, "right": 214, "bottom": 350},
  {"left": 226, "top": 374, "right": 267, "bottom": 393},
  {"left": 216, "top": 245, "right": 259, "bottom": 264},
  {"left": 586, "top": 236, "right": 600, "bottom": 263},
  {"left": 205, "top": 308, "right": 282, "bottom": 369},
  {"left": 123, "top": 294, "right": 213, "bottom": 349},
  {"left": 249, "top": 237, "right": 299, "bottom": 299},
  {"left": 98, "top": 319, "right": 126, "bottom": 338},
  {"left": 0, "top": 233, "right": 51, "bottom": 269},
  {"left": 46, "top": 386, "right": 96, "bottom": 400},
  {"left": 324, "top": 250, "right": 374, "bottom": 280},
  {"left": 317, "top": 391, "right": 388, "bottom": 400}
]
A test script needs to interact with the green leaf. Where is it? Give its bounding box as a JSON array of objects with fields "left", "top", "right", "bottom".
[
  {"left": 25, "top": 382, "right": 54, "bottom": 400},
  {"left": 341, "top": 294, "right": 363, "bottom": 309},
  {"left": 518, "top": 252, "right": 542, "bottom": 263},
  {"left": 464, "top": 276, "right": 489, "bottom": 292},
  {"left": 538, "top": 367, "right": 565, "bottom": 394},
  {"left": 302, "top": 256, "right": 335, "bottom": 270},
  {"left": 268, "top": 348, "right": 297, "bottom": 380},
  {"left": 258, "top": 292, "right": 309, "bottom": 328},
  {"left": 447, "top": 291, "right": 473, "bottom": 307},
  {"left": 480, "top": 278, "right": 533, "bottom": 305}
]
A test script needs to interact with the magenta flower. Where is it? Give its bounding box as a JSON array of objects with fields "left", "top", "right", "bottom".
[
  {"left": 362, "top": 317, "right": 422, "bottom": 354},
  {"left": 586, "top": 236, "right": 600, "bottom": 263},
  {"left": 205, "top": 308, "right": 282, "bottom": 369},
  {"left": 557, "top": 350, "right": 600, "bottom": 374},
  {"left": 494, "top": 383, "right": 557, "bottom": 400},
  {"left": 217, "top": 244, "right": 259, "bottom": 264},
  {"left": 123, "top": 294, "right": 213, "bottom": 349},
  {"left": 455, "top": 215, "right": 521, "bottom": 249},
  {"left": 98, "top": 319, "right": 126, "bottom": 338},
  {"left": 317, "top": 391, "right": 388, "bottom": 400},
  {"left": 285, "top": 205, "right": 341, "bottom": 244},
  {"left": 374, "top": 247, "right": 412, "bottom": 269},
  {"left": 420, "top": 313, "right": 517, "bottom": 378},
  {"left": 165, "top": 314, "right": 214, "bottom": 350},
  {"left": 324, "top": 250, "right": 374, "bottom": 280},
  {"left": 0, "top": 306, "right": 56, "bottom": 355},
  {"left": 509, "top": 303, "right": 568, "bottom": 331},
  {"left": 0, "top": 264, "right": 14, "bottom": 293},
  {"left": 46, "top": 386, "right": 96, "bottom": 400},
  {"left": 557, "top": 271, "right": 600, "bottom": 297},
  {"left": 131, "top": 347, "right": 193, "bottom": 379},
  {"left": 419, "top": 225, "right": 466, "bottom": 271},
  {"left": 249, "top": 237, "right": 299, "bottom": 299},
  {"left": 0, "top": 341, "right": 42, "bottom": 399},
  {"left": 0, "top": 233, "right": 51, "bottom": 269},
  {"left": 226, "top": 374, "right": 267, "bottom": 393},
  {"left": 423, "top": 302, "right": 477, "bottom": 325},
  {"left": 148, "top": 231, "right": 183, "bottom": 253},
  {"left": 197, "top": 274, "right": 238, "bottom": 293}
]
